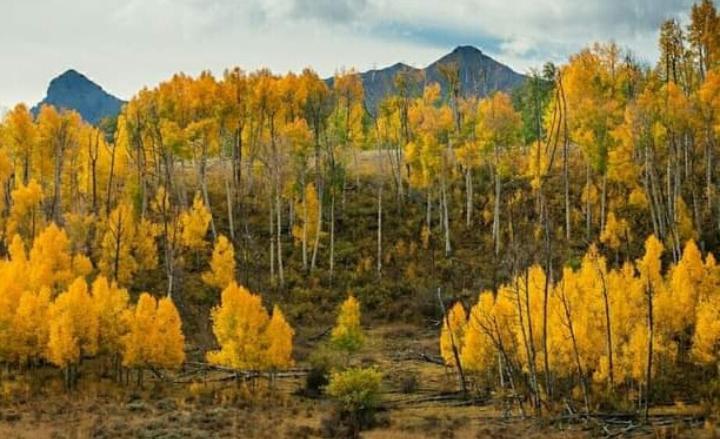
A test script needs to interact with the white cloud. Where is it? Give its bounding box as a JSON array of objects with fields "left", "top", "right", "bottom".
[{"left": 0, "top": 0, "right": 696, "bottom": 108}]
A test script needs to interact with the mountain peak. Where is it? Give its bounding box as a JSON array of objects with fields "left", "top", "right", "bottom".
[
  {"left": 33, "top": 69, "right": 124, "bottom": 125},
  {"left": 355, "top": 46, "right": 527, "bottom": 109},
  {"left": 451, "top": 45, "right": 483, "bottom": 55},
  {"left": 56, "top": 68, "right": 85, "bottom": 80}
]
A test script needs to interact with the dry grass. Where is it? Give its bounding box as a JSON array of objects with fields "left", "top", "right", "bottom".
[{"left": 0, "top": 324, "right": 715, "bottom": 438}]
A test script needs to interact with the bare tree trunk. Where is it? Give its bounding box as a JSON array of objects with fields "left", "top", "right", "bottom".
[
  {"left": 514, "top": 271, "right": 540, "bottom": 412},
  {"left": 301, "top": 176, "right": 308, "bottom": 271},
  {"left": 197, "top": 143, "right": 217, "bottom": 240},
  {"left": 161, "top": 207, "right": 175, "bottom": 298},
  {"left": 706, "top": 133, "right": 713, "bottom": 212},
  {"left": 426, "top": 189, "right": 432, "bottom": 231},
  {"left": 89, "top": 131, "right": 99, "bottom": 216},
  {"left": 597, "top": 267, "right": 614, "bottom": 390},
  {"left": 112, "top": 207, "right": 124, "bottom": 282},
  {"left": 311, "top": 188, "right": 322, "bottom": 271},
  {"left": 276, "top": 190, "right": 284, "bottom": 288},
  {"left": 329, "top": 191, "right": 335, "bottom": 278},
  {"left": 377, "top": 185, "right": 382, "bottom": 277},
  {"left": 644, "top": 280, "right": 654, "bottom": 422},
  {"left": 465, "top": 168, "right": 473, "bottom": 227},
  {"left": 269, "top": 200, "right": 275, "bottom": 285},
  {"left": 225, "top": 175, "right": 235, "bottom": 242},
  {"left": 600, "top": 173, "right": 607, "bottom": 236},
  {"left": 560, "top": 75, "right": 571, "bottom": 241},
  {"left": 541, "top": 195, "right": 552, "bottom": 401},
  {"left": 52, "top": 136, "right": 66, "bottom": 225},
  {"left": 442, "top": 175, "right": 451, "bottom": 256},
  {"left": 585, "top": 163, "right": 591, "bottom": 241},
  {"left": 493, "top": 166, "right": 501, "bottom": 256}
]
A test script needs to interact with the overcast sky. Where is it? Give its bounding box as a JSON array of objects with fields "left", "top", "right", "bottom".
[{"left": 0, "top": 0, "right": 696, "bottom": 110}]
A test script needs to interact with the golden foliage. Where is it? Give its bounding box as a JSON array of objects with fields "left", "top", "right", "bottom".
[{"left": 202, "top": 235, "right": 236, "bottom": 289}]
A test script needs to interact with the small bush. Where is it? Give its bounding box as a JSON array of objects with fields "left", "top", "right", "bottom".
[
  {"left": 399, "top": 373, "right": 418, "bottom": 394},
  {"left": 324, "top": 367, "right": 383, "bottom": 438},
  {"left": 304, "top": 366, "right": 330, "bottom": 398}
]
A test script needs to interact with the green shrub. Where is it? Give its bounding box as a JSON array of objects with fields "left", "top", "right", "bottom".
[{"left": 325, "top": 367, "right": 383, "bottom": 438}]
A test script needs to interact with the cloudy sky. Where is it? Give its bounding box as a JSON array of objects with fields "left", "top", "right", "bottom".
[{"left": 0, "top": 0, "right": 696, "bottom": 110}]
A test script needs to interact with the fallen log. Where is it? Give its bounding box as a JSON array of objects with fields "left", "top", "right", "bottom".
[{"left": 415, "top": 352, "right": 444, "bottom": 365}]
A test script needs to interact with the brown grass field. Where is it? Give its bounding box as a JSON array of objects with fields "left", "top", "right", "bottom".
[{"left": 0, "top": 324, "right": 716, "bottom": 438}]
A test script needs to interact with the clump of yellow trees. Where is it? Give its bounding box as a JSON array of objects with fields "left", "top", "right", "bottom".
[
  {"left": 203, "top": 235, "right": 296, "bottom": 375},
  {"left": 206, "top": 281, "right": 295, "bottom": 372},
  {"left": 441, "top": 235, "right": 720, "bottom": 413},
  {"left": 0, "top": 223, "right": 300, "bottom": 388},
  {"left": 0, "top": 224, "right": 185, "bottom": 389}
]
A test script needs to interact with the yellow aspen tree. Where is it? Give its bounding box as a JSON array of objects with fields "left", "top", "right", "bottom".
[
  {"left": 515, "top": 265, "right": 548, "bottom": 374},
  {"left": 551, "top": 267, "right": 591, "bottom": 412},
  {"left": 266, "top": 305, "right": 295, "bottom": 369},
  {"left": 28, "top": 223, "right": 73, "bottom": 291},
  {"left": 600, "top": 211, "right": 629, "bottom": 251},
  {"left": 133, "top": 218, "right": 159, "bottom": 270},
  {"left": 700, "top": 252, "right": 720, "bottom": 303},
  {"left": 461, "top": 292, "right": 497, "bottom": 374},
  {"left": 64, "top": 212, "right": 94, "bottom": 254},
  {"left": 549, "top": 268, "right": 580, "bottom": 377},
  {"left": 292, "top": 182, "right": 320, "bottom": 270},
  {"left": 122, "top": 293, "right": 157, "bottom": 370},
  {"left": 180, "top": 193, "right": 211, "bottom": 249},
  {"left": 72, "top": 254, "right": 94, "bottom": 279},
  {"left": 48, "top": 313, "right": 79, "bottom": 386},
  {"left": 207, "top": 282, "right": 269, "bottom": 370},
  {"left": 99, "top": 201, "right": 137, "bottom": 285},
  {"left": 6, "top": 179, "right": 43, "bottom": 240},
  {"left": 202, "top": 235, "right": 236, "bottom": 289},
  {"left": 692, "top": 299, "right": 720, "bottom": 368},
  {"left": 476, "top": 92, "right": 521, "bottom": 256},
  {"left": 48, "top": 277, "right": 99, "bottom": 387},
  {"left": 2, "top": 104, "right": 36, "bottom": 185},
  {"left": 91, "top": 276, "right": 129, "bottom": 360},
  {"left": 440, "top": 301, "right": 467, "bottom": 366},
  {"left": 151, "top": 297, "right": 185, "bottom": 369},
  {"left": 603, "top": 262, "right": 645, "bottom": 384},
  {"left": 0, "top": 236, "right": 30, "bottom": 362},
  {"left": 331, "top": 295, "right": 365, "bottom": 356},
  {"left": 0, "top": 147, "right": 13, "bottom": 219},
  {"left": 636, "top": 235, "right": 664, "bottom": 418},
  {"left": 675, "top": 198, "right": 697, "bottom": 243},
  {"left": 12, "top": 288, "right": 51, "bottom": 366},
  {"left": 573, "top": 248, "right": 609, "bottom": 379}
]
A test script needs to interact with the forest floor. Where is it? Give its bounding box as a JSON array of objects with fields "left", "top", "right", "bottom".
[{"left": 0, "top": 324, "right": 715, "bottom": 438}]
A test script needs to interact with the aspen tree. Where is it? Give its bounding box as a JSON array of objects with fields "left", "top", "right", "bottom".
[
  {"left": 207, "top": 282, "right": 269, "bottom": 370},
  {"left": 331, "top": 295, "right": 364, "bottom": 356},
  {"left": 180, "top": 193, "right": 211, "bottom": 250},
  {"left": 202, "top": 235, "right": 236, "bottom": 289},
  {"left": 266, "top": 305, "right": 294, "bottom": 369},
  {"left": 440, "top": 302, "right": 467, "bottom": 366},
  {"left": 91, "top": 276, "right": 129, "bottom": 373},
  {"left": 152, "top": 297, "right": 185, "bottom": 369},
  {"left": 48, "top": 277, "right": 98, "bottom": 388}
]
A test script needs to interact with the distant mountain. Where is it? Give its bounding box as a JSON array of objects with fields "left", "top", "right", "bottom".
[
  {"left": 32, "top": 69, "right": 124, "bottom": 125},
  {"left": 343, "top": 45, "right": 528, "bottom": 111},
  {"left": 32, "top": 47, "right": 523, "bottom": 124}
]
